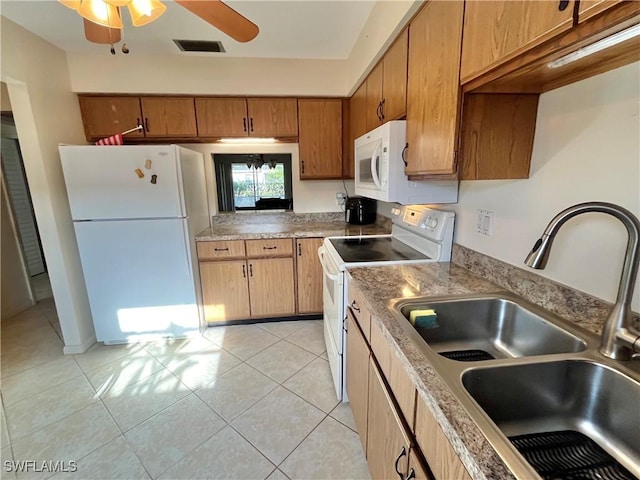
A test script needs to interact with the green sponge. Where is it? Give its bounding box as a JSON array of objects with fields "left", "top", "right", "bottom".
[{"left": 409, "top": 309, "right": 439, "bottom": 329}]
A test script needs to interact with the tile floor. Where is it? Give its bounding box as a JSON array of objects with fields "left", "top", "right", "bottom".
[{"left": 1, "top": 300, "right": 370, "bottom": 480}]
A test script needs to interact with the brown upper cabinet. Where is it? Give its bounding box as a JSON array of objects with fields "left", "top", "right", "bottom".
[
  {"left": 460, "top": 1, "right": 576, "bottom": 83},
  {"left": 405, "top": 0, "right": 464, "bottom": 177},
  {"left": 79, "top": 96, "right": 197, "bottom": 139},
  {"left": 79, "top": 96, "right": 145, "bottom": 139},
  {"left": 578, "top": 0, "right": 622, "bottom": 23},
  {"left": 365, "top": 29, "right": 409, "bottom": 132},
  {"left": 139, "top": 97, "right": 197, "bottom": 137},
  {"left": 195, "top": 97, "right": 298, "bottom": 138},
  {"left": 297, "top": 99, "right": 343, "bottom": 180}
]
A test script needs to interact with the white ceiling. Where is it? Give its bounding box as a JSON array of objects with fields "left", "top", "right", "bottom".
[{"left": 0, "top": 0, "right": 376, "bottom": 59}]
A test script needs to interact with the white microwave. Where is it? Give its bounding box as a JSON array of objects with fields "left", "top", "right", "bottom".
[{"left": 354, "top": 120, "right": 459, "bottom": 205}]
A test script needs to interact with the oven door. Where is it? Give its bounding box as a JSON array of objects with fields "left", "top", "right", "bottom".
[{"left": 318, "top": 245, "right": 345, "bottom": 355}]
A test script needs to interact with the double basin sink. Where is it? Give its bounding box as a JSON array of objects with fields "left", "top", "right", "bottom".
[{"left": 389, "top": 293, "right": 640, "bottom": 480}]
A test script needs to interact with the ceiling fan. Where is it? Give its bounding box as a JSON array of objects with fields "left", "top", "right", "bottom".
[{"left": 60, "top": 0, "right": 259, "bottom": 53}]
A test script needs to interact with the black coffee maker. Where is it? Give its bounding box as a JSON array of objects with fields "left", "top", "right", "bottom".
[{"left": 345, "top": 196, "right": 377, "bottom": 225}]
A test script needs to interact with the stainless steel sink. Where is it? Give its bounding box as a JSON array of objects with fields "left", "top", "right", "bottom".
[
  {"left": 398, "top": 295, "right": 587, "bottom": 360},
  {"left": 462, "top": 360, "right": 640, "bottom": 478},
  {"left": 388, "top": 292, "right": 640, "bottom": 479}
]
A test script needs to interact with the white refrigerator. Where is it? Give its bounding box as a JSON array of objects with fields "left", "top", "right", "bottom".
[{"left": 59, "top": 145, "right": 210, "bottom": 344}]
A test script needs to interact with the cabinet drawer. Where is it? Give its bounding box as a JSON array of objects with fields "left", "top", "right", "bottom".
[
  {"left": 348, "top": 284, "right": 372, "bottom": 342},
  {"left": 371, "top": 319, "right": 416, "bottom": 426},
  {"left": 197, "top": 240, "right": 245, "bottom": 260},
  {"left": 245, "top": 239, "right": 293, "bottom": 258}
]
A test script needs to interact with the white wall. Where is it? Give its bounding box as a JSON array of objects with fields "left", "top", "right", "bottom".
[
  {"left": 182, "top": 143, "right": 351, "bottom": 214},
  {"left": 453, "top": 62, "right": 640, "bottom": 311},
  {"left": 1, "top": 18, "right": 96, "bottom": 353}
]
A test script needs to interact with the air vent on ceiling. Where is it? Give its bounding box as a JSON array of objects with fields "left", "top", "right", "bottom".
[{"left": 173, "top": 40, "right": 226, "bottom": 53}]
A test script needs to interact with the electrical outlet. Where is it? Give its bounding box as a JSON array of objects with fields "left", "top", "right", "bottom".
[
  {"left": 336, "top": 192, "right": 346, "bottom": 206},
  {"left": 476, "top": 209, "right": 495, "bottom": 236}
]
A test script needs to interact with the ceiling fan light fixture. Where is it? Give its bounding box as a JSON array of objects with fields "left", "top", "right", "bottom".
[
  {"left": 78, "top": 0, "right": 123, "bottom": 28},
  {"left": 128, "top": 0, "right": 167, "bottom": 27}
]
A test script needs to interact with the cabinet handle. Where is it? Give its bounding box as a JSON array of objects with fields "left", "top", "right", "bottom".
[
  {"left": 242, "top": 264, "right": 246, "bottom": 278},
  {"left": 136, "top": 118, "right": 142, "bottom": 130},
  {"left": 401, "top": 143, "right": 408, "bottom": 167},
  {"left": 249, "top": 264, "right": 253, "bottom": 277},
  {"left": 558, "top": 0, "right": 569, "bottom": 10},
  {"left": 250, "top": 117, "right": 254, "bottom": 132},
  {"left": 214, "top": 248, "right": 229, "bottom": 252},
  {"left": 243, "top": 117, "right": 247, "bottom": 132},
  {"left": 263, "top": 246, "right": 277, "bottom": 250},
  {"left": 394, "top": 446, "right": 407, "bottom": 480},
  {"left": 405, "top": 468, "right": 416, "bottom": 480},
  {"left": 381, "top": 99, "right": 386, "bottom": 120},
  {"left": 351, "top": 300, "right": 360, "bottom": 312},
  {"left": 144, "top": 117, "right": 149, "bottom": 133},
  {"left": 376, "top": 102, "right": 382, "bottom": 121},
  {"left": 301, "top": 160, "right": 305, "bottom": 174},
  {"left": 297, "top": 243, "right": 302, "bottom": 256}
]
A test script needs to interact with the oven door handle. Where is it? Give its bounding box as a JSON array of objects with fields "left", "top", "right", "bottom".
[{"left": 318, "top": 246, "right": 340, "bottom": 281}]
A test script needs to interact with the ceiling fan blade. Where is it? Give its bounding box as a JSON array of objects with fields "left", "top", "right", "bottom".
[
  {"left": 84, "top": 18, "right": 121, "bottom": 44},
  {"left": 175, "top": 0, "right": 259, "bottom": 43}
]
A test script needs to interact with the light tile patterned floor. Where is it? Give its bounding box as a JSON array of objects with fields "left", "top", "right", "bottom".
[{"left": 1, "top": 300, "right": 370, "bottom": 480}]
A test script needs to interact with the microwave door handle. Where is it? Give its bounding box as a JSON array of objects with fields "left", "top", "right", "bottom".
[{"left": 370, "top": 141, "right": 383, "bottom": 190}]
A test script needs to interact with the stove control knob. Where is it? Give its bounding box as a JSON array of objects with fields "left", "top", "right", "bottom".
[{"left": 428, "top": 217, "right": 439, "bottom": 229}]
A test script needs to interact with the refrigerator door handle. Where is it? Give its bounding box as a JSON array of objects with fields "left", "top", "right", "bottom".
[{"left": 180, "top": 220, "right": 193, "bottom": 281}]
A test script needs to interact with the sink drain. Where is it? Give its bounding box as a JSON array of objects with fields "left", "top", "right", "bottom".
[
  {"left": 440, "top": 349, "right": 495, "bottom": 362},
  {"left": 509, "top": 430, "right": 635, "bottom": 480}
]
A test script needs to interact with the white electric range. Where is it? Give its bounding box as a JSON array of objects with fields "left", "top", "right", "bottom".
[{"left": 318, "top": 205, "right": 455, "bottom": 400}]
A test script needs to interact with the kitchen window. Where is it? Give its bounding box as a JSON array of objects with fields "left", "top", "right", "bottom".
[{"left": 214, "top": 153, "right": 293, "bottom": 212}]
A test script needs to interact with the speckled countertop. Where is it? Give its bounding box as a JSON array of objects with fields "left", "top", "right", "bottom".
[
  {"left": 195, "top": 212, "right": 390, "bottom": 241},
  {"left": 347, "top": 263, "right": 528, "bottom": 480}
]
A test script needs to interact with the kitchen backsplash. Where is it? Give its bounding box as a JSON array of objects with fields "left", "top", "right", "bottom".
[{"left": 452, "top": 244, "right": 640, "bottom": 335}]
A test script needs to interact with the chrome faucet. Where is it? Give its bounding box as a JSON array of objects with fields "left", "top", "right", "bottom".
[{"left": 525, "top": 202, "right": 640, "bottom": 360}]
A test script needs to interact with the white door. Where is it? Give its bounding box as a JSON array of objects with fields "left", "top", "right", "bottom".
[
  {"left": 74, "top": 218, "right": 199, "bottom": 343},
  {"left": 60, "top": 145, "right": 184, "bottom": 220}
]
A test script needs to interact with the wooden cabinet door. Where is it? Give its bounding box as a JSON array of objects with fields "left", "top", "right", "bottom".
[
  {"left": 347, "top": 83, "right": 367, "bottom": 179},
  {"left": 406, "top": 1, "right": 464, "bottom": 176},
  {"left": 346, "top": 312, "right": 370, "bottom": 454},
  {"left": 382, "top": 29, "right": 408, "bottom": 122},
  {"left": 460, "top": 1, "right": 576, "bottom": 82},
  {"left": 78, "top": 96, "right": 143, "bottom": 139},
  {"left": 415, "top": 398, "right": 472, "bottom": 480},
  {"left": 578, "top": 0, "right": 621, "bottom": 22},
  {"left": 247, "top": 98, "right": 298, "bottom": 137},
  {"left": 200, "top": 260, "right": 250, "bottom": 323},
  {"left": 365, "top": 62, "right": 384, "bottom": 131},
  {"left": 367, "top": 358, "right": 412, "bottom": 480},
  {"left": 248, "top": 258, "right": 296, "bottom": 317},
  {"left": 195, "top": 98, "right": 248, "bottom": 137},
  {"left": 140, "top": 97, "right": 197, "bottom": 137},
  {"left": 295, "top": 238, "right": 323, "bottom": 314},
  {"left": 298, "top": 99, "right": 343, "bottom": 179}
]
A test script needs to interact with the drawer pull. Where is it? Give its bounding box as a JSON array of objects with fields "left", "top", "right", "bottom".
[
  {"left": 394, "top": 446, "right": 407, "bottom": 480},
  {"left": 351, "top": 300, "right": 360, "bottom": 313},
  {"left": 405, "top": 468, "right": 415, "bottom": 480},
  {"left": 263, "top": 246, "right": 278, "bottom": 250},
  {"left": 558, "top": 0, "right": 569, "bottom": 10},
  {"left": 214, "top": 248, "right": 230, "bottom": 252}
]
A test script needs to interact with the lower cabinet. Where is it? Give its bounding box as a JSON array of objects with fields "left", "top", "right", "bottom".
[
  {"left": 346, "top": 284, "right": 472, "bottom": 480},
  {"left": 200, "top": 260, "right": 251, "bottom": 322},
  {"left": 198, "top": 239, "right": 296, "bottom": 323},
  {"left": 367, "top": 357, "right": 412, "bottom": 480},
  {"left": 295, "top": 238, "right": 323, "bottom": 314},
  {"left": 247, "top": 258, "right": 295, "bottom": 317},
  {"left": 346, "top": 312, "right": 370, "bottom": 454}
]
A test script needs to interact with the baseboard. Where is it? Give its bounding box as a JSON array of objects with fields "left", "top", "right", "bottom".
[{"left": 63, "top": 334, "right": 96, "bottom": 355}]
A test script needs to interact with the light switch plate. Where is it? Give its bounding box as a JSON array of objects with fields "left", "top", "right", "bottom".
[{"left": 476, "top": 209, "right": 495, "bottom": 236}]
